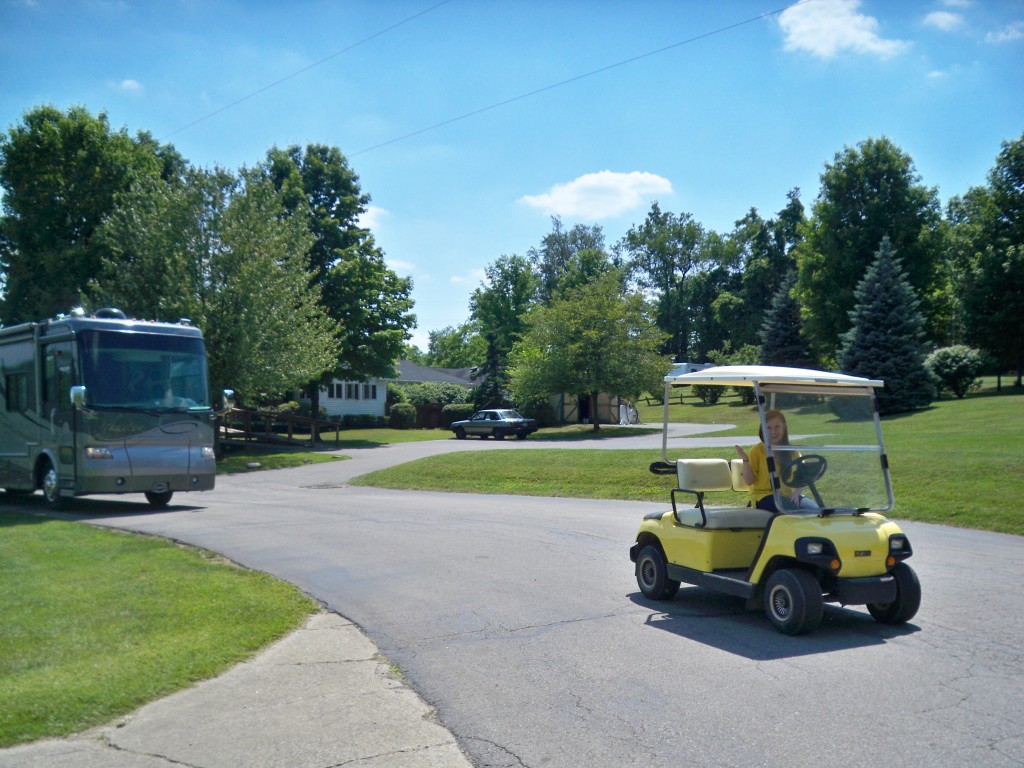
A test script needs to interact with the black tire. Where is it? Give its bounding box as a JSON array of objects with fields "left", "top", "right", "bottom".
[
  {"left": 867, "top": 563, "right": 921, "bottom": 625},
  {"left": 454, "top": 427, "right": 466, "bottom": 439},
  {"left": 635, "top": 544, "right": 680, "bottom": 601},
  {"left": 494, "top": 429, "right": 506, "bottom": 440},
  {"left": 41, "top": 459, "right": 66, "bottom": 510},
  {"left": 764, "top": 568, "right": 823, "bottom": 635},
  {"left": 145, "top": 490, "right": 174, "bottom": 508}
]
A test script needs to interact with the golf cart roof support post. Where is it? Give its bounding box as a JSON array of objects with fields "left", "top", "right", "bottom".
[
  {"left": 661, "top": 378, "right": 671, "bottom": 463},
  {"left": 756, "top": 381, "right": 795, "bottom": 513}
]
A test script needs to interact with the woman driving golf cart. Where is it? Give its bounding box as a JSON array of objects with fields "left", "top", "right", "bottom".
[{"left": 735, "top": 409, "right": 818, "bottom": 512}]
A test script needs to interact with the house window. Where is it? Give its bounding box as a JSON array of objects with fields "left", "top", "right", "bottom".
[
  {"left": 362, "top": 383, "right": 377, "bottom": 400},
  {"left": 346, "top": 383, "right": 359, "bottom": 400}
]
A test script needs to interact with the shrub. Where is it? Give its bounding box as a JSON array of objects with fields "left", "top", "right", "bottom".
[
  {"left": 341, "top": 414, "right": 388, "bottom": 429},
  {"left": 441, "top": 403, "right": 475, "bottom": 427},
  {"left": 692, "top": 384, "right": 723, "bottom": 405},
  {"left": 925, "top": 345, "right": 983, "bottom": 399},
  {"left": 396, "top": 382, "right": 472, "bottom": 405},
  {"left": 389, "top": 403, "right": 417, "bottom": 429},
  {"left": 386, "top": 383, "right": 408, "bottom": 407}
]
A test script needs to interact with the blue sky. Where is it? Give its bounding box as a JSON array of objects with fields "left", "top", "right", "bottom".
[{"left": 2, "top": 0, "right": 1022, "bottom": 350}]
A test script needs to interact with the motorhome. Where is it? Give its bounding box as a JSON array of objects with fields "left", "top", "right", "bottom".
[{"left": 0, "top": 308, "right": 232, "bottom": 508}]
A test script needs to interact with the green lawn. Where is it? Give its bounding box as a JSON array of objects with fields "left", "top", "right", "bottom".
[
  {"left": 353, "top": 386, "right": 1024, "bottom": 536},
  {"left": 0, "top": 514, "right": 318, "bottom": 747}
]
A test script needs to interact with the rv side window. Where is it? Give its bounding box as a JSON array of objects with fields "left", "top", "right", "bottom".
[{"left": 5, "top": 373, "right": 29, "bottom": 412}]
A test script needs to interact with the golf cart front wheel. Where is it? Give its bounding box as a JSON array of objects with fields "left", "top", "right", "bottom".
[
  {"left": 764, "top": 568, "right": 823, "bottom": 635},
  {"left": 867, "top": 562, "right": 921, "bottom": 625}
]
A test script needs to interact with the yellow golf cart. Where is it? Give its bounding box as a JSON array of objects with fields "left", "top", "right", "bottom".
[{"left": 630, "top": 365, "right": 920, "bottom": 635}]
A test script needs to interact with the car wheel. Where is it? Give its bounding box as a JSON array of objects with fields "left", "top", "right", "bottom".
[
  {"left": 764, "top": 568, "right": 823, "bottom": 635},
  {"left": 635, "top": 545, "right": 680, "bottom": 601},
  {"left": 41, "top": 459, "right": 66, "bottom": 510},
  {"left": 867, "top": 563, "right": 921, "bottom": 625},
  {"left": 145, "top": 490, "right": 174, "bottom": 508},
  {"left": 494, "top": 428, "right": 506, "bottom": 440},
  {"left": 454, "top": 427, "right": 466, "bottom": 439}
]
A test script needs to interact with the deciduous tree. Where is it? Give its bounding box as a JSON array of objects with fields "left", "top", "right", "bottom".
[
  {"left": 508, "top": 271, "right": 668, "bottom": 430},
  {"left": 0, "top": 105, "right": 176, "bottom": 323},
  {"left": 795, "top": 137, "right": 943, "bottom": 360},
  {"left": 262, "top": 144, "right": 414, "bottom": 414},
  {"left": 470, "top": 254, "right": 538, "bottom": 407},
  {"left": 92, "top": 169, "right": 339, "bottom": 402}
]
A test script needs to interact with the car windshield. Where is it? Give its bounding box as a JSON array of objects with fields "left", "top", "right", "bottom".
[{"left": 758, "top": 384, "right": 892, "bottom": 513}]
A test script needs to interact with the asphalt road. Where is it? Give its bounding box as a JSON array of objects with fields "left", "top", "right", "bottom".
[{"left": 27, "top": 430, "right": 1024, "bottom": 768}]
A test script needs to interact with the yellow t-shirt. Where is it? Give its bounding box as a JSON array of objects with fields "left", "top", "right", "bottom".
[{"left": 747, "top": 442, "right": 796, "bottom": 505}]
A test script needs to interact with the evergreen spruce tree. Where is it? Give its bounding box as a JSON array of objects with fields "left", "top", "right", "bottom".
[
  {"left": 838, "top": 237, "right": 935, "bottom": 414},
  {"left": 758, "top": 270, "right": 816, "bottom": 368}
]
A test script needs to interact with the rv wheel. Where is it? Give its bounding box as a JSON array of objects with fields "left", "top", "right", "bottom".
[
  {"left": 145, "top": 490, "right": 174, "bottom": 508},
  {"left": 41, "top": 460, "right": 66, "bottom": 510}
]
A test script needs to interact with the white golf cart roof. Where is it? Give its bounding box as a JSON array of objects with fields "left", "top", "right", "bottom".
[{"left": 665, "top": 365, "right": 883, "bottom": 389}]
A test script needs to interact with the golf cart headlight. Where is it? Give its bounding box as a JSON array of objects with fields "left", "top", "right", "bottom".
[
  {"left": 890, "top": 536, "right": 907, "bottom": 552},
  {"left": 201, "top": 446, "right": 216, "bottom": 460},
  {"left": 807, "top": 542, "right": 824, "bottom": 555},
  {"left": 85, "top": 446, "right": 114, "bottom": 460}
]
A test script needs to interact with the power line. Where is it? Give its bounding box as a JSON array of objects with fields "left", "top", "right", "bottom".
[
  {"left": 350, "top": 0, "right": 816, "bottom": 157},
  {"left": 159, "top": 0, "right": 453, "bottom": 141}
]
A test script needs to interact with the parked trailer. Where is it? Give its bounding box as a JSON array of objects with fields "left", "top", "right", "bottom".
[{"left": 0, "top": 308, "right": 232, "bottom": 509}]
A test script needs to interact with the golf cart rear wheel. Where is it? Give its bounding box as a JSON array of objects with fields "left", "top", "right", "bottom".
[
  {"left": 867, "top": 562, "right": 921, "bottom": 625},
  {"left": 635, "top": 545, "right": 680, "bottom": 601},
  {"left": 764, "top": 568, "right": 823, "bottom": 635}
]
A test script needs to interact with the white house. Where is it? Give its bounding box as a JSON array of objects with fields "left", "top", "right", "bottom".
[{"left": 318, "top": 378, "right": 386, "bottom": 420}]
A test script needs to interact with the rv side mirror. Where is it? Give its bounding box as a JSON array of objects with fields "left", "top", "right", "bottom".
[
  {"left": 217, "top": 388, "right": 235, "bottom": 414},
  {"left": 70, "top": 385, "right": 87, "bottom": 407}
]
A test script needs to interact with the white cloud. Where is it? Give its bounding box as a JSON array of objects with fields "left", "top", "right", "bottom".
[
  {"left": 386, "top": 258, "right": 415, "bottom": 275},
  {"left": 923, "top": 11, "right": 964, "bottom": 32},
  {"left": 117, "top": 78, "right": 143, "bottom": 92},
  {"left": 450, "top": 268, "right": 485, "bottom": 285},
  {"left": 778, "top": 0, "right": 909, "bottom": 59},
  {"left": 357, "top": 204, "right": 388, "bottom": 231},
  {"left": 986, "top": 20, "right": 1024, "bottom": 44},
  {"left": 518, "top": 170, "right": 672, "bottom": 221}
]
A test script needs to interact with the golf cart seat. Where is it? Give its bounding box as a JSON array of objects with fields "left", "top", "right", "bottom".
[{"left": 673, "top": 459, "right": 773, "bottom": 529}]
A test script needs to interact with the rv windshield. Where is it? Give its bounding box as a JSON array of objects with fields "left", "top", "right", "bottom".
[{"left": 78, "top": 330, "right": 211, "bottom": 411}]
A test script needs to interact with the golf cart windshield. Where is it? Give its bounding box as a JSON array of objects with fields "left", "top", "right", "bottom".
[
  {"left": 757, "top": 383, "right": 892, "bottom": 514},
  {"left": 659, "top": 366, "right": 894, "bottom": 515}
]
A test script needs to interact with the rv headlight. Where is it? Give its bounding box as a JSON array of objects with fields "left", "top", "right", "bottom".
[
  {"left": 85, "top": 446, "right": 114, "bottom": 460},
  {"left": 201, "top": 446, "right": 216, "bottom": 460}
]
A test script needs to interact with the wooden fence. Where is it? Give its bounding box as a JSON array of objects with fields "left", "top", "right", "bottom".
[{"left": 220, "top": 408, "right": 344, "bottom": 447}]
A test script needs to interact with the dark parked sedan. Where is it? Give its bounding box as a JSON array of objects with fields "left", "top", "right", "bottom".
[{"left": 450, "top": 409, "right": 539, "bottom": 440}]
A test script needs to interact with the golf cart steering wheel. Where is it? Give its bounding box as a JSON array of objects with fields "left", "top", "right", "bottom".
[{"left": 781, "top": 454, "right": 828, "bottom": 487}]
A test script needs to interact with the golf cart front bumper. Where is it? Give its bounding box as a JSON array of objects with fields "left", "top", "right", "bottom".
[{"left": 833, "top": 574, "right": 897, "bottom": 606}]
